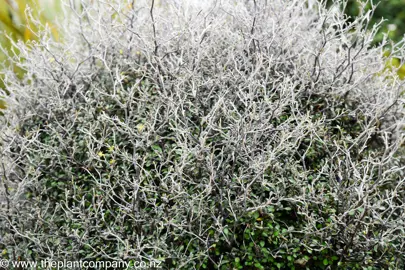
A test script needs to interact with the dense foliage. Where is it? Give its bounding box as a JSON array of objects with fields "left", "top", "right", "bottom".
[{"left": 1, "top": 0, "right": 405, "bottom": 269}]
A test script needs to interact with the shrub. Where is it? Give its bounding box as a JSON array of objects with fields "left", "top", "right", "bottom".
[{"left": 1, "top": 0, "right": 405, "bottom": 269}]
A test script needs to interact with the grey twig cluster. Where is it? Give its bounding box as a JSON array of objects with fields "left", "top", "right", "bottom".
[{"left": 1, "top": 0, "right": 405, "bottom": 268}]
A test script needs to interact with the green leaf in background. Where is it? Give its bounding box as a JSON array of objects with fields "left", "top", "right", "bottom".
[{"left": 327, "top": 0, "right": 405, "bottom": 80}]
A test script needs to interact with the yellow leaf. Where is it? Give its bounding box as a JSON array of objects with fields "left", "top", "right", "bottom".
[
  {"left": 383, "top": 50, "right": 391, "bottom": 58},
  {"left": 24, "top": 27, "right": 34, "bottom": 41},
  {"left": 389, "top": 58, "right": 400, "bottom": 68},
  {"left": 398, "top": 64, "right": 405, "bottom": 80},
  {"left": 0, "top": 2, "right": 23, "bottom": 38},
  {"left": 136, "top": 123, "right": 145, "bottom": 132},
  {"left": 0, "top": 99, "right": 7, "bottom": 110},
  {"left": 0, "top": 0, "right": 13, "bottom": 25}
]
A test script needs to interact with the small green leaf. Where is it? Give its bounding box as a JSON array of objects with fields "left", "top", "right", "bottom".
[
  {"left": 254, "top": 262, "right": 262, "bottom": 268},
  {"left": 323, "top": 259, "right": 329, "bottom": 266},
  {"left": 151, "top": 144, "right": 162, "bottom": 152},
  {"left": 294, "top": 258, "right": 308, "bottom": 266},
  {"left": 259, "top": 241, "right": 265, "bottom": 247}
]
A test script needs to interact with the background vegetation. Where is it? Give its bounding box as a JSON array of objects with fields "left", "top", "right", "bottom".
[
  {"left": 328, "top": 0, "right": 405, "bottom": 78},
  {"left": 0, "top": 0, "right": 63, "bottom": 110},
  {"left": 339, "top": 0, "right": 405, "bottom": 44}
]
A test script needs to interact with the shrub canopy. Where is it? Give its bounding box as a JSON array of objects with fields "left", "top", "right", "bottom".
[{"left": 1, "top": 0, "right": 405, "bottom": 269}]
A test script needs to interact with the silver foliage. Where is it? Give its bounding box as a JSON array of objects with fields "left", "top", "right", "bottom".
[{"left": 1, "top": 0, "right": 405, "bottom": 268}]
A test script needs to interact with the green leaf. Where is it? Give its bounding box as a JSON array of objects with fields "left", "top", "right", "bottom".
[
  {"left": 259, "top": 241, "right": 265, "bottom": 247},
  {"left": 151, "top": 144, "right": 162, "bottom": 152},
  {"left": 294, "top": 258, "right": 308, "bottom": 266},
  {"left": 323, "top": 259, "right": 329, "bottom": 266}
]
